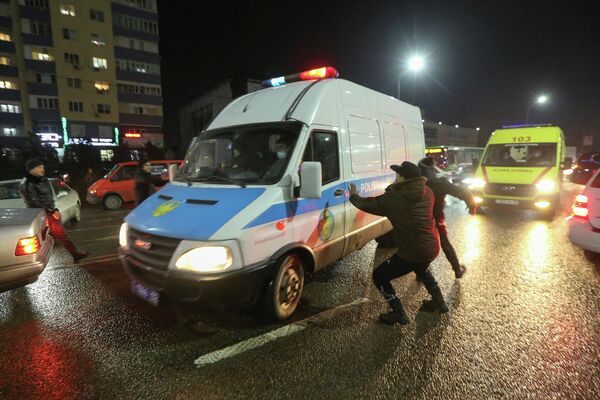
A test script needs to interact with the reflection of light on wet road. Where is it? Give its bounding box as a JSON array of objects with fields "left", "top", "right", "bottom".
[
  {"left": 462, "top": 216, "right": 482, "bottom": 263},
  {"left": 523, "top": 222, "right": 550, "bottom": 278}
]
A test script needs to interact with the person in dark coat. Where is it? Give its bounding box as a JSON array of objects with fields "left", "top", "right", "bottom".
[
  {"left": 134, "top": 159, "right": 161, "bottom": 205},
  {"left": 419, "top": 157, "right": 476, "bottom": 278},
  {"left": 349, "top": 161, "right": 448, "bottom": 325},
  {"left": 20, "top": 159, "right": 88, "bottom": 263}
]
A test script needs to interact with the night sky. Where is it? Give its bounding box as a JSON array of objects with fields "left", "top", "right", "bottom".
[{"left": 157, "top": 0, "right": 600, "bottom": 146}]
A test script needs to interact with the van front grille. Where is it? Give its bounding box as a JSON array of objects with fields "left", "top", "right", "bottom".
[
  {"left": 484, "top": 183, "right": 536, "bottom": 197},
  {"left": 127, "top": 228, "right": 180, "bottom": 271}
]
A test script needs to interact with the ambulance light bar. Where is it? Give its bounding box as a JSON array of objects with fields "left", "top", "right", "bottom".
[
  {"left": 501, "top": 123, "right": 553, "bottom": 129},
  {"left": 262, "top": 66, "right": 339, "bottom": 87}
]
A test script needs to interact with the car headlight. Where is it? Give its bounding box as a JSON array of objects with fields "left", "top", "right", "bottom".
[
  {"left": 468, "top": 178, "right": 486, "bottom": 189},
  {"left": 175, "top": 246, "right": 233, "bottom": 273},
  {"left": 119, "top": 223, "right": 128, "bottom": 247},
  {"left": 536, "top": 179, "right": 556, "bottom": 193}
]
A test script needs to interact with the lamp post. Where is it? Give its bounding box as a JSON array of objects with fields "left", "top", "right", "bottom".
[
  {"left": 398, "top": 55, "right": 425, "bottom": 99},
  {"left": 526, "top": 95, "right": 548, "bottom": 123}
]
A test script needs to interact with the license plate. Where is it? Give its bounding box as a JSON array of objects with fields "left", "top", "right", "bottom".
[
  {"left": 131, "top": 280, "right": 160, "bottom": 306},
  {"left": 496, "top": 199, "right": 519, "bottom": 205}
]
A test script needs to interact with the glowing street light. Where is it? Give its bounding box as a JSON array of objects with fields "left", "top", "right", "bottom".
[
  {"left": 537, "top": 95, "right": 548, "bottom": 104},
  {"left": 397, "top": 54, "right": 426, "bottom": 100}
]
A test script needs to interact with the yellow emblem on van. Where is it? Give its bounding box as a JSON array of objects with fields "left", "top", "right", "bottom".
[{"left": 152, "top": 199, "right": 182, "bottom": 217}]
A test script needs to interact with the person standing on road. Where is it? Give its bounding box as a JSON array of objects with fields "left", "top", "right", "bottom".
[
  {"left": 419, "top": 157, "right": 476, "bottom": 278},
  {"left": 20, "top": 159, "right": 88, "bottom": 263},
  {"left": 348, "top": 161, "right": 448, "bottom": 325},
  {"left": 134, "top": 159, "right": 160, "bottom": 206}
]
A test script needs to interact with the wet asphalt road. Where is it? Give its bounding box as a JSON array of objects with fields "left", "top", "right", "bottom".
[{"left": 1, "top": 185, "right": 599, "bottom": 400}]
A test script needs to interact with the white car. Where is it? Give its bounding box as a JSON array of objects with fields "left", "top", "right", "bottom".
[
  {"left": 0, "top": 179, "right": 81, "bottom": 224},
  {"left": 567, "top": 169, "right": 600, "bottom": 253}
]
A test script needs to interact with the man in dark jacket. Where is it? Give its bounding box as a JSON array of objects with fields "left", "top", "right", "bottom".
[
  {"left": 134, "top": 159, "right": 161, "bottom": 205},
  {"left": 419, "top": 157, "right": 476, "bottom": 278},
  {"left": 349, "top": 161, "right": 448, "bottom": 325},
  {"left": 20, "top": 159, "right": 88, "bottom": 263}
]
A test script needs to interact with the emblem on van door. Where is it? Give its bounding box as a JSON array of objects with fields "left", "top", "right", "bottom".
[
  {"left": 152, "top": 199, "right": 182, "bottom": 217},
  {"left": 134, "top": 239, "right": 152, "bottom": 250},
  {"left": 318, "top": 209, "right": 335, "bottom": 241},
  {"left": 502, "top": 185, "right": 516, "bottom": 192}
]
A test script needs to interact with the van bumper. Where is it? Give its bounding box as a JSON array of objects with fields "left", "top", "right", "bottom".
[
  {"left": 86, "top": 193, "right": 102, "bottom": 205},
  {"left": 472, "top": 191, "right": 559, "bottom": 210},
  {"left": 119, "top": 247, "right": 277, "bottom": 310}
]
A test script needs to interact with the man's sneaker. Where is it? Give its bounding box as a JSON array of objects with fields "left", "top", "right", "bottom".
[
  {"left": 454, "top": 264, "right": 467, "bottom": 279},
  {"left": 73, "top": 251, "right": 89, "bottom": 263},
  {"left": 421, "top": 287, "right": 449, "bottom": 313},
  {"left": 379, "top": 311, "right": 410, "bottom": 325}
]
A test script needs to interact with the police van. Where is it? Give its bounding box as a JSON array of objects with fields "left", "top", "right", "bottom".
[
  {"left": 118, "top": 67, "right": 426, "bottom": 319},
  {"left": 469, "top": 124, "right": 565, "bottom": 218}
]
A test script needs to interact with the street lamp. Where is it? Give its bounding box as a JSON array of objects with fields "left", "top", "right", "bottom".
[
  {"left": 398, "top": 54, "right": 426, "bottom": 99},
  {"left": 526, "top": 94, "right": 549, "bottom": 123}
]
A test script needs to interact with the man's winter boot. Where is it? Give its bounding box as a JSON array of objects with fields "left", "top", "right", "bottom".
[
  {"left": 379, "top": 298, "right": 410, "bottom": 325},
  {"left": 421, "top": 287, "right": 449, "bottom": 313},
  {"left": 454, "top": 264, "right": 466, "bottom": 279}
]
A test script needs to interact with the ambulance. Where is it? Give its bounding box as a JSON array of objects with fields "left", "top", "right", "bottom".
[
  {"left": 118, "top": 67, "right": 426, "bottom": 319},
  {"left": 469, "top": 124, "right": 565, "bottom": 218}
]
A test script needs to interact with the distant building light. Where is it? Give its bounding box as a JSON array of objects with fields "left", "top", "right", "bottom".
[
  {"left": 438, "top": 121, "right": 442, "bottom": 125},
  {"left": 476, "top": 127, "right": 480, "bottom": 131},
  {"left": 421, "top": 119, "right": 425, "bottom": 123},
  {"left": 455, "top": 124, "right": 459, "bottom": 128},
  {"left": 125, "top": 132, "right": 142, "bottom": 138}
]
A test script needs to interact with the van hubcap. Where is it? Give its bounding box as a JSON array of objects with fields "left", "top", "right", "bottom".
[{"left": 278, "top": 258, "right": 302, "bottom": 310}]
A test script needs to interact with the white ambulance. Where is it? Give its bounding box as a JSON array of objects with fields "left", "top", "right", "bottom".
[{"left": 119, "top": 67, "right": 426, "bottom": 319}]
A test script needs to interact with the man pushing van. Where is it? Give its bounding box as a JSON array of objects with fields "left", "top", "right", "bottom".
[{"left": 349, "top": 162, "right": 448, "bottom": 325}]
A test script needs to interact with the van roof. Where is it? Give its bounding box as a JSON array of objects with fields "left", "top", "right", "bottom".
[
  {"left": 488, "top": 126, "right": 564, "bottom": 144},
  {"left": 207, "top": 78, "right": 422, "bottom": 130}
]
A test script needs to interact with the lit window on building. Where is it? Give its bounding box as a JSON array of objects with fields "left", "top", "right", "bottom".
[
  {"left": 0, "top": 103, "right": 21, "bottom": 113},
  {"left": 32, "top": 48, "right": 53, "bottom": 61},
  {"left": 92, "top": 57, "right": 108, "bottom": 69},
  {"left": 59, "top": 4, "right": 76, "bottom": 16},
  {"left": 2, "top": 127, "right": 18, "bottom": 136},
  {"left": 0, "top": 80, "right": 17, "bottom": 89},
  {"left": 0, "top": 56, "right": 10, "bottom": 65},
  {"left": 0, "top": 32, "right": 12, "bottom": 42},
  {"left": 95, "top": 82, "right": 110, "bottom": 92}
]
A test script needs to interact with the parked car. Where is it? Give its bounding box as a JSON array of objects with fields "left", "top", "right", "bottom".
[
  {"left": 449, "top": 163, "right": 476, "bottom": 189},
  {"left": 86, "top": 160, "right": 183, "bottom": 210},
  {"left": 570, "top": 152, "right": 600, "bottom": 185},
  {"left": 0, "top": 208, "right": 54, "bottom": 292},
  {"left": 0, "top": 179, "right": 81, "bottom": 224},
  {"left": 567, "top": 169, "right": 600, "bottom": 253}
]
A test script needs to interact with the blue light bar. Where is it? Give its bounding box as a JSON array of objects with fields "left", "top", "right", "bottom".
[
  {"left": 501, "top": 123, "right": 553, "bottom": 129},
  {"left": 270, "top": 76, "right": 286, "bottom": 87}
]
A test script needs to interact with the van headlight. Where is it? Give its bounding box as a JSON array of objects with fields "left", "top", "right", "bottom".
[
  {"left": 536, "top": 179, "right": 556, "bottom": 193},
  {"left": 175, "top": 246, "right": 233, "bottom": 273},
  {"left": 468, "top": 178, "right": 486, "bottom": 189},
  {"left": 119, "top": 223, "right": 128, "bottom": 247}
]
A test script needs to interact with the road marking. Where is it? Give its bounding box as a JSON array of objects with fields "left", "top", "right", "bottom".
[{"left": 193, "top": 297, "right": 370, "bottom": 368}]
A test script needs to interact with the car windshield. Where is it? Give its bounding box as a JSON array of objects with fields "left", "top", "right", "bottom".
[
  {"left": 482, "top": 143, "right": 557, "bottom": 167},
  {"left": 0, "top": 181, "right": 21, "bottom": 200},
  {"left": 177, "top": 122, "right": 303, "bottom": 185}
]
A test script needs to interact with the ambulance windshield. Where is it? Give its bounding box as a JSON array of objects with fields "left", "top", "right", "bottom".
[
  {"left": 482, "top": 143, "right": 557, "bottom": 167},
  {"left": 177, "top": 121, "right": 302, "bottom": 185}
]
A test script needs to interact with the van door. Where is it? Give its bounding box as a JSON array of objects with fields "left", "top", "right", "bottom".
[
  {"left": 110, "top": 164, "right": 137, "bottom": 202},
  {"left": 298, "top": 129, "right": 345, "bottom": 270}
]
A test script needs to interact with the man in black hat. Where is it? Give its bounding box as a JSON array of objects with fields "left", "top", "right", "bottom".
[
  {"left": 20, "top": 159, "right": 88, "bottom": 263},
  {"left": 348, "top": 161, "right": 448, "bottom": 325},
  {"left": 419, "top": 157, "right": 476, "bottom": 278}
]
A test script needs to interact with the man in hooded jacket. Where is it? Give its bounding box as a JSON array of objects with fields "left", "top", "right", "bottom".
[
  {"left": 419, "top": 157, "right": 476, "bottom": 278},
  {"left": 349, "top": 161, "right": 448, "bottom": 325}
]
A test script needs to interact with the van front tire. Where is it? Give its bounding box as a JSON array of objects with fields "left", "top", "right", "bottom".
[
  {"left": 264, "top": 254, "right": 304, "bottom": 320},
  {"left": 104, "top": 194, "right": 123, "bottom": 210}
]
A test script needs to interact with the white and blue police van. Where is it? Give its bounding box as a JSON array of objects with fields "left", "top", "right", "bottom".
[{"left": 118, "top": 66, "right": 426, "bottom": 319}]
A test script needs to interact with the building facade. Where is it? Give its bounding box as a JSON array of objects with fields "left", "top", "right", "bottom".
[
  {"left": 0, "top": 0, "right": 162, "bottom": 160},
  {"left": 178, "top": 79, "right": 262, "bottom": 150},
  {"left": 423, "top": 120, "right": 480, "bottom": 147}
]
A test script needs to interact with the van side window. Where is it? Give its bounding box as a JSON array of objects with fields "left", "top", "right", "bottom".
[
  {"left": 302, "top": 131, "right": 340, "bottom": 185},
  {"left": 112, "top": 165, "right": 136, "bottom": 181}
]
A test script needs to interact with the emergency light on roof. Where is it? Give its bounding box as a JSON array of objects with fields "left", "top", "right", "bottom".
[
  {"left": 501, "top": 123, "right": 553, "bottom": 129},
  {"left": 262, "top": 66, "right": 339, "bottom": 87}
]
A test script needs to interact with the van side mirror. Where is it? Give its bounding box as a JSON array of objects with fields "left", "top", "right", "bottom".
[
  {"left": 299, "top": 162, "right": 322, "bottom": 199},
  {"left": 168, "top": 163, "right": 179, "bottom": 182}
]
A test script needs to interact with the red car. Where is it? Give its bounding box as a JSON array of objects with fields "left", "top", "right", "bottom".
[{"left": 86, "top": 160, "right": 182, "bottom": 210}]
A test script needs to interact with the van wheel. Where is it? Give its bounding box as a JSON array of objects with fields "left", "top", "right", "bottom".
[
  {"left": 103, "top": 195, "right": 123, "bottom": 210},
  {"left": 264, "top": 254, "right": 304, "bottom": 320}
]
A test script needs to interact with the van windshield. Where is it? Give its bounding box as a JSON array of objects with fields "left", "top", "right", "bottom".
[
  {"left": 177, "top": 122, "right": 303, "bottom": 185},
  {"left": 482, "top": 143, "right": 557, "bottom": 167}
]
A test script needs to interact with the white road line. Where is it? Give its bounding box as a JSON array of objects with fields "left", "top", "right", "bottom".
[{"left": 193, "top": 297, "right": 370, "bottom": 368}]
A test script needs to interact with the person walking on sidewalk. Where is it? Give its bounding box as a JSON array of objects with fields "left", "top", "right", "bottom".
[
  {"left": 419, "top": 157, "right": 476, "bottom": 278},
  {"left": 20, "top": 159, "right": 88, "bottom": 263},
  {"left": 348, "top": 161, "right": 448, "bottom": 326}
]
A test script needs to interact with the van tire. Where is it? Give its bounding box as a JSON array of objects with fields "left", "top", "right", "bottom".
[
  {"left": 263, "top": 254, "right": 304, "bottom": 320},
  {"left": 103, "top": 194, "right": 123, "bottom": 210}
]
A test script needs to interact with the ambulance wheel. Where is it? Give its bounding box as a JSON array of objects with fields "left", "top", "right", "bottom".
[
  {"left": 103, "top": 194, "right": 123, "bottom": 210},
  {"left": 264, "top": 254, "right": 304, "bottom": 320}
]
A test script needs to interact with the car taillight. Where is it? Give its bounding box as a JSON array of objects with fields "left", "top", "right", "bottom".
[
  {"left": 572, "top": 194, "right": 589, "bottom": 219},
  {"left": 15, "top": 236, "right": 41, "bottom": 256}
]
